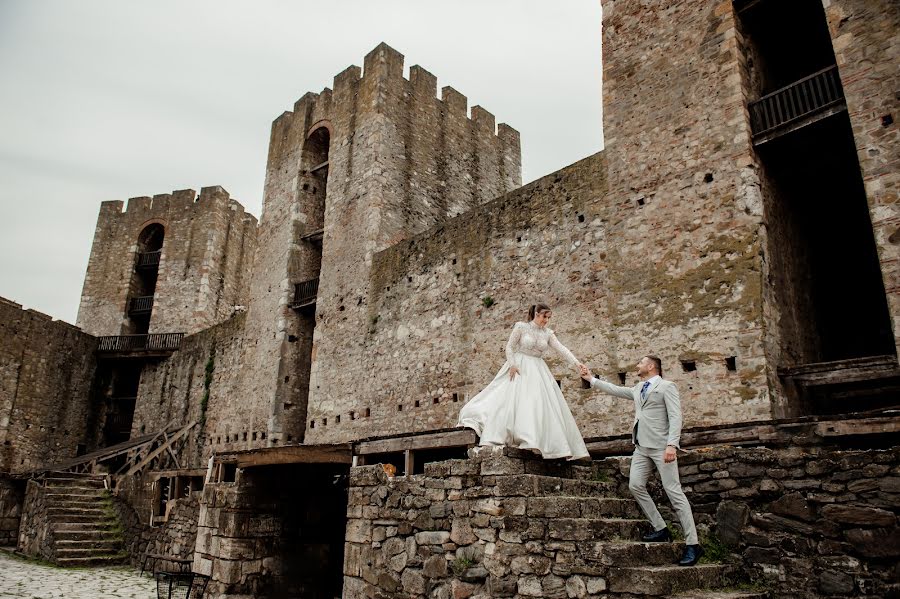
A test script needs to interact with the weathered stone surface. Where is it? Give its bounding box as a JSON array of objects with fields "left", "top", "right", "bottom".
[
  {"left": 770, "top": 492, "right": 817, "bottom": 522},
  {"left": 401, "top": 568, "right": 426, "bottom": 594},
  {"left": 844, "top": 527, "right": 900, "bottom": 558},
  {"left": 424, "top": 555, "right": 448, "bottom": 578},
  {"left": 415, "top": 531, "right": 451, "bottom": 545},
  {"left": 717, "top": 501, "right": 750, "bottom": 547},
  {"left": 821, "top": 504, "right": 896, "bottom": 527}
]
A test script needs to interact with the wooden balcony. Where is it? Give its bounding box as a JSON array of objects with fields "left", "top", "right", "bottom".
[
  {"left": 97, "top": 333, "right": 184, "bottom": 357},
  {"left": 136, "top": 251, "right": 161, "bottom": 270},
  {"left": 128, "top": 296, "right": 154, "bottom": 316},
  {"left": 748, "top": 65, "right": 847, "bottom": 145},
  {"left": 291, "top": 278, "right": 320, "bottom": 310}
]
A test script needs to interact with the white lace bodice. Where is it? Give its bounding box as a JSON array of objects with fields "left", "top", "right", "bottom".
[{"left": 505, "top": 321, "right": 580, "bottom": 368}]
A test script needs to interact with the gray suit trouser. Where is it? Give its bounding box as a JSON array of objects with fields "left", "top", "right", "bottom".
[{"left": 629, "top": 445, "right": 698, "bottom": 545}]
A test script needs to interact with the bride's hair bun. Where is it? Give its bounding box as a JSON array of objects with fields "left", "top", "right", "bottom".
[{"left": 527, "top": 302, "right": 551, "bottom": 321}]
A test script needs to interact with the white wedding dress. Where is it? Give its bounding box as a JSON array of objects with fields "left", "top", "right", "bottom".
[{"left": 457, "top": 321, "right": 590, "bottom": 460}]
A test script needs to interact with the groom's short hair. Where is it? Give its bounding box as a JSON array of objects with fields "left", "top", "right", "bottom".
[{"left": 646, "top": 355, "right": 663, "bottom": 376}]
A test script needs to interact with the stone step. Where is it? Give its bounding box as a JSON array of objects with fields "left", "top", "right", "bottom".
[
  {"left": 50, "top": 513, "right": 113, "bottom": 525},
  {"left": 53, "top": 521, "right": 119, "bottom": 533},
  {"left": 45, "top": 491, "right": 109, "bottom": 501},
  {"left": 608, "top": 564, "right": 736, "bottom": 595},
  {"left": 548, "top": 518, "right": 645, "bottom": 542},
  {"left": 56, "top": 545, "right": 123, "bottom": 559},
  {"left": 46, "top": 497, "right": 110, "bottom": 507},
  {"left": 44, "top": 485, "right": 108, "bottom": 495},
  {"left": 48, "top": 506, "right": 109, "bottom": 516},
  {"left": 53, "top": 528, "right": 122, "bottom": 542},
  {"left": 491, "top": 474, "right": 617, "bottom": 498},
  {"left": 45, "top": 479, "right": 106, "bottom": 489},
  {"left": 581, "top": 541, "right": 687, "bottom": 566},
  {"left": 55, "top": 553, "right": 127, "bottom": 567},
  {"left": 526, "top": 496, "right": 642, "bottom": 519},
  {"left": 666, "top": 592, "right": 768, "bottom": 599},
  {"left": 55, "top": 538, "right": 122, "bottom": 550}
]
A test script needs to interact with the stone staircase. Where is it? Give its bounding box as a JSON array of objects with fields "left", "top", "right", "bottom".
[
  {"left": 345, "top": 446, "right": 770, "bottom": 598},
  {"left": 492, "top": 463, "right": 759, "bottom": 599},
  {"left": 41, "top": 472, "right": 126, "bottom": 566}
]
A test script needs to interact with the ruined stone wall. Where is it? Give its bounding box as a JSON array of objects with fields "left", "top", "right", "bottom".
[
  {"left": 824, "top": 0, "right": 900, "bottom": 349},
  {"left": 596, "top": 446, "right": 900, "bottom": 599},
  {"left": 238, "top": 42, "right": 521, "bottom": 446},
  {"left": 16, "top": 479, "right": 53, "bottom": 559},
  {"left": 114, "top": 492, "right": 200, "bottom": 568},
  {"left": 0, "top": 298, "right": 97, "bottom": 474},
  {"left": 132, "top": 313, "right": 247, "bottom": 465},
  {"left": 76, "top": 186, "right": 257, "bottom": 337},
  {"left": 0, "top": 476, "right": 24, "bottom": 546}
]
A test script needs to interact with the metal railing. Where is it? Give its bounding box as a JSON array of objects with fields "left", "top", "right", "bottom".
[
  {"left": 128, "top": 296, "right": 154, "bottom": 315},
  {"left": 292, "top": 278, "right": 320, "bottom": 308},
  {"left": 97, "top": 333, "right": 184, "bottom": 353},
  {"left": 136, "top": 251, "right": 162, "bottom": 269},
  {"left": 748, "top": 65, "right": 845, "bottom": 139}
]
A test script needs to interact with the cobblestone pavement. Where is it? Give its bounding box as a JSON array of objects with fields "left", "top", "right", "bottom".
[{"left": 0, "top": 551, "right": 156, "bottom": 599}]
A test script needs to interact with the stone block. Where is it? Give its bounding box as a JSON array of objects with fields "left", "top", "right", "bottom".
[
  {"left": 415, "top": 530, "right": 450, "bottom": 545},
  {"left": 821, "top": 504, "right": 896, "bottom": 527}
]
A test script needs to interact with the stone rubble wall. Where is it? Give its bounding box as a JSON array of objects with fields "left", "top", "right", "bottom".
[
  {"left": 343, "top": 448, "right": 646, "bottom": 599},
  {"left": 594, "top": 445, "right": 900, "bottom": 599},
  {"left": 114, "top": 492, "right": 200, "bottom": 569},
  {"left": 16, "top": 479, "right": 54, "bottom": 560},
  {"left": 76, "top": 186, "right": 257, "bottom": 338},
  {"left": 0, "top": 297, "right": 98, "bottom": 474},
  {"left": 0, "top": 476, "right": 24, "bottom": 546}
]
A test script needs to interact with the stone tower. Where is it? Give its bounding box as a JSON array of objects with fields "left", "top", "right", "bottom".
[
  {"left": 76, "top": 186, "right": 257, "bottom": 337},
  {"left": 226, "top": 43, "right": 521, "bottom": 446}
]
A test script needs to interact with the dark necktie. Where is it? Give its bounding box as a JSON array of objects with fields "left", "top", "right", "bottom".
[{"left": 641, "top": 381, "right": 650, "bottom": 400}]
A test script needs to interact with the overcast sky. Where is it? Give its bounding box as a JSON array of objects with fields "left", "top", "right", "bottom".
[{"left": 0, "top": 1, "right": 603, "bottom": 325}]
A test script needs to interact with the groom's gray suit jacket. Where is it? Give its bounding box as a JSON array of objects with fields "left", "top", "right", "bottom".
[{"left": 590, "top": 377, "right": 682, "bottom": 450}]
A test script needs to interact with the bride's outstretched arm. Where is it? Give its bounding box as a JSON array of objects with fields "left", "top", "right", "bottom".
[{"left": 548, "top": 332, "right": 581, "bottom": 369}]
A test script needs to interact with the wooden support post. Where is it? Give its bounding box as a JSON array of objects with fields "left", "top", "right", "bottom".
[{"left": 404, "top": 449, "right": 414, "bottom": 477}]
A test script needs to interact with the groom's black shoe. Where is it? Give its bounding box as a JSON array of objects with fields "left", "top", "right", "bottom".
[
  {"left": 678, "top": 544, "right": 704, "bottom": 566},
  {"left": 641, "top": 527, "right": 672, "bottom": 543}
]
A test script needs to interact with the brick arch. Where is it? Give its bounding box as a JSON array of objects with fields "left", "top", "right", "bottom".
[{"left": 306, "top": 120, "right": 333, "bottom": 139}]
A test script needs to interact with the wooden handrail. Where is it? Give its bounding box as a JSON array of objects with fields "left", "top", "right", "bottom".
[{"left": 748, "top": 65, "right": 845, "bottom": 138}]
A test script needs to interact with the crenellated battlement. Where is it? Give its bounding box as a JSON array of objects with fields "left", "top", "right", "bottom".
[{"left": 273, "top": 43, "right": 519, "bottom": 141}]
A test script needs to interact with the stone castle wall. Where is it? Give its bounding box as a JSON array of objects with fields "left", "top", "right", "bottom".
[
  {"left": 824, "top": 0, "right": 900, "bottom": 348},
  {"left": 0, "top": 298, "right": 97, "bottom": 474},
  {"left": 76, "top": 186, "right": 257, "bottom": 337},
  {"left": 301, "top": 1, "right": 778, "bottom": 444},
  {"left": 132, "top": 313, "right": 248, "bottom": 464}
]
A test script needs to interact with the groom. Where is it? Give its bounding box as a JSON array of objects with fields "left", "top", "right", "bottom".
[{"left": 580, "top": 356, "right": 703, "bottom": 566}]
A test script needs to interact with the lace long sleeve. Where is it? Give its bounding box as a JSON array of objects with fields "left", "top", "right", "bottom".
[
  {"left": 505, "top": 322, "right": 525, "bottom": 367},
  {"left": 548, "top": 331, "right": 580, "bottom": 367}
]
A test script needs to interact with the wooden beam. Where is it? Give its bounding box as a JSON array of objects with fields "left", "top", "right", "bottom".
[
  {"left": 123, "top": 422, "right": 196, "bottom": 478},
  {"left": 355, "top": 429, "right": 477, "bottom": 456},
  {"left": 219, "top": 444, "right": 353, "bottom": 468}
]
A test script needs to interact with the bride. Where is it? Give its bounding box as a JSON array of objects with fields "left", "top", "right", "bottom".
[{"left": 457, "top": 303, "right": 590, "bottom": 460}]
